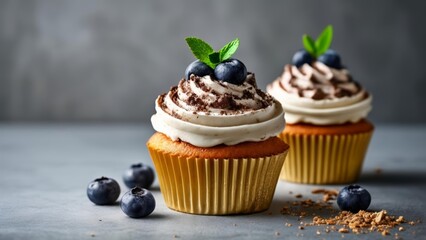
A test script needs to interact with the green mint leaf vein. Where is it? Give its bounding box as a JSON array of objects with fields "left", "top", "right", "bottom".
[
  {"left": 302, "top": 34, "right": 316, "bottom": 57},
  {"left": 315, "top": 25, "right": 333, "bottom": 56},
  {"left": 219, "top": 38, "right": 239, "bottom": 62},
  {"left": 185, "top": 37, "right": 215, "bottom": 68}
]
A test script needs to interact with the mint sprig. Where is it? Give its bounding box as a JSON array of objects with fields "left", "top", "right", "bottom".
[
  {"left": 302, "top": 25, "right": 333, "bottom": 58},
  {"left": 185, "top": 37, "right": 240, "bottom": 69}
]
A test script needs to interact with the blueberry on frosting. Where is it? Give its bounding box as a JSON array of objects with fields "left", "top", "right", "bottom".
[
  {"left": 292, "top": 49, "right": 313, "bottom": 68},
  {"left": 214, "top": 58, "right": 247, "bottom": 85},
  {"left": 185, "top": 60, "right": 214, "bottom": 80},
  {"left": 318, "top": 49, "right": 342, "bottom": 69}
]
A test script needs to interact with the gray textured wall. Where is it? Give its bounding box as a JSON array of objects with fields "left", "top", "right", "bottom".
[{"left": 1, "top": 0, "right": 425, "bottom": 123}]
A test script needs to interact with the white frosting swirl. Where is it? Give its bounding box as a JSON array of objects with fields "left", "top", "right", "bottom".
[
  {"left": 267, "top": 62, "right": 372, "bottom": 125},
  {"left": 151, "top": 74, "right": 285, "bottom": 147}
]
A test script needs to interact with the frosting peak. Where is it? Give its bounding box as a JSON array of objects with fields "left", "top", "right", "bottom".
[
  {"left": 166, "top": 73, "right": 273, "bottom": 117},
  {"left": 267, "top": 62, "right": 372, "bottom": 125}
]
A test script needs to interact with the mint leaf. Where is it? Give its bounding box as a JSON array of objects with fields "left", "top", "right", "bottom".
[
  {"left": 209, "top": 52, "right": 221, "bottom": 64},
  {"left": 219, "top": 38, "right": 239, "bottom": 62},
  {"left": 315, "top": 25, "right": 333, "bottom": 56},
  {"left": 303, "top": 34, "right": 316, "bottom": 57},
  {"left": 185, "top": 37, "right": 215, "bottom": 68}
]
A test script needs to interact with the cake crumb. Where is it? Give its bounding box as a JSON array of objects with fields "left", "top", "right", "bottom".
[
  {"left": 284, "top": 222, "right": 292, "bottom": 227},
  {"left": 298, "top": 226, "right": 304, "bottom": 230},
  {"left": 398, "top": 227, "right": 404, "bottom": 231},
  {"left": 295, "top": 194, "right": 303, "bottom": 198},
  {"left": 382, "top": 230, "right": 390, "bottom": 236},
  {"left": 316, "top": 230, "right": 321, "bottom": 235},
  {"left": 311, "top": 189, "right": 326, "bottom": 194},
  {"left": 338, "top": 228, "right": 349, "bottom": 233}
]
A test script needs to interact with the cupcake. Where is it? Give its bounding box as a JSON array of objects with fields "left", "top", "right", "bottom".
[
  {"left": 147, "top": 37, "right": 289, "bottom": 215},
  {"left": 267, "top": 25, "right": 373, "bottom": 184}
]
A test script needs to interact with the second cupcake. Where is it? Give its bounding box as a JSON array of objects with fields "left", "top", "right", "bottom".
[
  {"left": 267, "top": 26, "right": 374, "bottom": 184},
  {"left": 147, "top": 37, "right": 289, "bottom": 215}
]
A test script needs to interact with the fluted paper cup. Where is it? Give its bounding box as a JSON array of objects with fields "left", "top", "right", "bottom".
[
  {"left": 279, "top": 131, "right": 373, "bottom": 184},
  {"left": 147, "top": 147, "right": 288, "bottom": 215}
]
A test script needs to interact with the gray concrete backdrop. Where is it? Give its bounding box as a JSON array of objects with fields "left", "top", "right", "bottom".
[{"left": 0, "top": 0, "right": 425, "bottom": 123}]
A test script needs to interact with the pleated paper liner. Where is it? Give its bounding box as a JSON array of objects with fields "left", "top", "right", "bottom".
[
  {"left": 148, "top": 148, "right": 288, "bottom": 215},
  {"left": 279, "top": 131, "right": 373, "bottom": 184}
]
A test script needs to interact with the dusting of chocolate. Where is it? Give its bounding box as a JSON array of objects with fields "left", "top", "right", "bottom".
[
  {"left": 330, "top": 77, "right": 343, "bottom": 88},
  {"left": 187, "top": 93, "right": 207, "bottom": 111},
  {"left": 169, "top": 87, "right": 179, "bottom": 104},
  {"left": 246, "top": 73, "right": 257, "bottom": 87},
  {"left": 334, "top": 88, "right": 353, "bottom": 98},
  {"left": 198, "top": 81, "right": 211, "bottom": 92},
  {"left": 210, "top": 93, "right": 239, "bottom": 110},
  {"left": 242, "top": 90, "right": 254, "bottom": 99},
  {"left": 310, "top": 75, "right": 320, "bottom": 84},
  {"left": 170, "top": 110, "right": 182, "bottom": 120},
  {"left": 311, "top": 89, "right": 327, "bottom": 100},
  {"left": 256, "top": 89, "right": 267, "bottom": 99}
]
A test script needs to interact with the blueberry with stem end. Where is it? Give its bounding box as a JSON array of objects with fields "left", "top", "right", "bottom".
[
  {"left": 185, "top": 60, "right": 214, "bottom": 80},
  {"left": 318, "top": 49, "right": 342, "bottom": 69},
  {"left": 87, "top": 176, "right": 120, "bottom": 205},
  {"left": 292, "top": 49, "right": 313, "bottom": 68},
  {"left": 120, "top": 187, "right": 156, "bottom": 218},
  {"left": 214, "top": 58, "right": 247, "bottom": 85},
  {"left": 123, "top": 163, "right": 155, "bottom": 189},
  {"left": 337, "top": 185, "right": 371, "bottom": 213}
]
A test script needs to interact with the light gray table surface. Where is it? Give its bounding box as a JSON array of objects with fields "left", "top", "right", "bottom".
[{"left": 0, "top": 124, "right": 425, "bottom": 240}]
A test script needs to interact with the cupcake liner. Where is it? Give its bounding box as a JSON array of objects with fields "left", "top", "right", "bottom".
[
  {"left": 148, "top": 147, "right": 288, "bottom": 215},
  {"left": 279, "top": 131, "right": 373, "bottom": 184}
]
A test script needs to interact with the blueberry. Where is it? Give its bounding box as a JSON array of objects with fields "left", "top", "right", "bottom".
[
  {"left": 123, "top": 163, "right": 155, "bottom": 189},
  {"left": 87, "top": 176, "right": 120, "bottom": 205},
  {"left": 337, "top": 185, "right": 371, "bottom": 213},
  {"left": 318, "top": 49, "right": 342, "bottom": 69},
  {"left": 120, "top": 187, "right": 156, "bottom": 218},
  {"left": 214, "top": 58, "right": 247, "bottom": 85},
  {"left": 292, "top": 49, "right": 313, "bottom": 68},
  {"left": 185, "top": 60, "right": 214, "bottom": 80}
]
